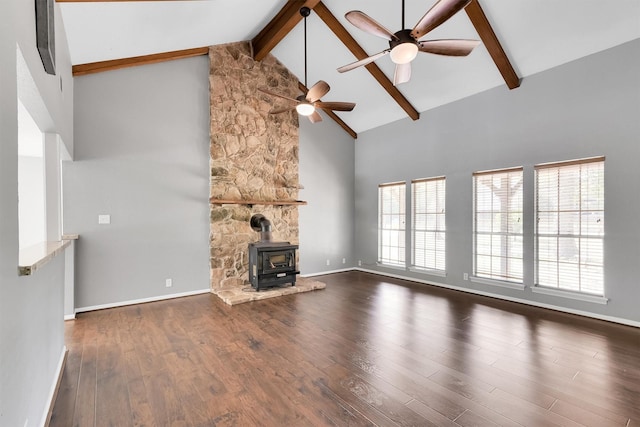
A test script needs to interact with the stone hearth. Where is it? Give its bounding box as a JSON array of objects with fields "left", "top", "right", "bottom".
[{"left": 214, "top": 277, "right": 326, "bottom": 306}]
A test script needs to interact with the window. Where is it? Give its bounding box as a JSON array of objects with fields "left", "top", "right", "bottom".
[
  {"left": 378, "top": 182, "right": 406, "bottom": 267},
  {"left": 473, "top": 167, "right": 524, "bottom": 283},
  {"left": 535, "top": 157, "right": 604, "bottom": 295},
  {"left": 412, "top": 177, "right": 446, "bottom": 272}
]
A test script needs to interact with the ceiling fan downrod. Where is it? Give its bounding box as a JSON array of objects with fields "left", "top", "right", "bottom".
[
  {"left": 297, "top": 6, "right": 315, "bottom": 116},
  {"left": 300, "top": 6, "right": 311, "bottom": 89}
]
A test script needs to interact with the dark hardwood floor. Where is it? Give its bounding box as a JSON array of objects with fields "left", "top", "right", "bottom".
[{"left": 50, "top": 271, "right": 640, "bottom": 427}]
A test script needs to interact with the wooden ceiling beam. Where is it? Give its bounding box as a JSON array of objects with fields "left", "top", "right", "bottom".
[
  {"left": 313, "top": 2, "right": 419, "bottom": 121},
  {"left": 465, "top": 0, "right": 520, "bottom": 89},
  {"left": 298, "top": 82, "right": 357, "bottom": 139},
  {"left": 251, "top": 0, "right": 321, "bottom": 62},
  {"left": 72, "top": 47, "right": 209, "bottom": 76}
]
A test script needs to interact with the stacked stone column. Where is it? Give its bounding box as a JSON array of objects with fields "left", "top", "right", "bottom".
[{"left": 209, "top": 42, "right": 300, "bottom": 291}]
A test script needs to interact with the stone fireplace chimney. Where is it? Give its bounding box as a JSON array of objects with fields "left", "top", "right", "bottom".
[{"left": 209, "top": 42, "right": 300, "bottom": 292}]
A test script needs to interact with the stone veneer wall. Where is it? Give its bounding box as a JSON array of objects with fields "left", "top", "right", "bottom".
[{"left": 209, "top": 42, "right": 301, "bottom": 290}]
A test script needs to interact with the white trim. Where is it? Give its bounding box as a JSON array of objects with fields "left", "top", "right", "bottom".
[
  {"left": 352, "top": 267, "right": 639, "bottom": 328},
  {"left": 470, "top": 276, "right": 525, "bottom": 290},
  {"left": 40, "top": 346, "right": 67, "bottom": 427},
  {"left": 64, "top": 313, "right": 76, "bottom": 321},
  {"left": 75, "top": 289, "right": 211, "bottom": 313},
  {"left": 531, "top": 286, "right": 608, "bottom": 304},
  {"left": 301, "top": 267, "right": 353, "bottom": 277}
]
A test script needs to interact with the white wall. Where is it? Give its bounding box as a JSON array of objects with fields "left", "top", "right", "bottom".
[
  {"left": 354, "top": 39, "right": 640, "bottom": 324},
  {"left": 64, "top": 57, "right": 211, "bottom": 310},
  {"left": 18, "top": 100, "right": 46, "bottom": 248},
  {"left": 18, "top": 155, "right": 45, "bottom": 248},
  {"left": 0, "top": 0, "right": 72, "bottom": 426}
]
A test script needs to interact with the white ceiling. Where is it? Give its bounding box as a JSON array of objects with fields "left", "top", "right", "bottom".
[{"left": 59, "top": 0, "right": 640, "bottom": 134}]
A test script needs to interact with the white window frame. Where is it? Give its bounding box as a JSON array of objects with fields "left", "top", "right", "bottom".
[
  {"left": 378, "top": 182, "right": 406, "bottom": 267},
  {"left": 534, "top": 157, "right": 605, "bottom": 296},
  {"left": 411, "top": 177, "right": 446, "bottom": 273},
  {"left": 473, "top": 167, "right": 524, "bottom": 284}
]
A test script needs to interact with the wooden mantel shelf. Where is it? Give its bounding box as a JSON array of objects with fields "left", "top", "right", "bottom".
[{"left": 209, "top": 199, "right": 307, "bottom": 206}]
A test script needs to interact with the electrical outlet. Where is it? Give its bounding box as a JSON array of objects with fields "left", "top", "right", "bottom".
[
  {"left": 342, "top": 258, "right": 346, "bottom": 264},
  {"left": 358, "top": 260, "right": 362, "bottom": 266},
  {"left": 463, "top": 273, "right": 469, "bottom": 281},
  {"left": 165, "top": 278, "right": 172, "bottom": 288},
  {"left": 98, "top": 214, "right": 111, "bottom": 224},
  {"left": 326, "top": 259, "right": 330, "bottom": 266}
]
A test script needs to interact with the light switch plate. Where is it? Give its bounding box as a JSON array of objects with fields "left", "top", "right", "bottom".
[{"left": 98, "top": 214, "right": 111, "bottom": 224}]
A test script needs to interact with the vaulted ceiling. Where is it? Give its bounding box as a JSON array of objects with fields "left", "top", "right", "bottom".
[{"left": 58, "top": 0, "right": 640, "bottom": 137}]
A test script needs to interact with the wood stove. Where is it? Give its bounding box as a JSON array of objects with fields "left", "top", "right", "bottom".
[{"left": 248, "top": 214, "right": 299, "bottom": 291}]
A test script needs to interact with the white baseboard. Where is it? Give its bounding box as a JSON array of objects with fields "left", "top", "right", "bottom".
[
  {"left": 63, "top": 314, "right": 76, "bottom": 321},
  {"left": 301, "top": 267, "right": 354, "bottom": 277},
  {"left": 41, "top": 346, "right": 67, "bottom": 427},
  {"left": 352, "top": 267, "right": 640, "bottom": 329},
  {"left": 75, "top": 289, "right": 211, "bottom": 314}
]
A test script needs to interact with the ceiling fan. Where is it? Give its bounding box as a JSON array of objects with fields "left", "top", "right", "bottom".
[
  {"left": 337, "top": 0, "right": 480, "bottom": 86},
  {"left": 258, "top": 7, "right": 355, "bottom": 124}
]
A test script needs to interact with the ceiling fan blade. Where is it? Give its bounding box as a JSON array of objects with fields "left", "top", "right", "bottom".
[
  {"left": 308, "top": 110, "right": 323, "bottom": 123},
  {"left": 337, "top": 50, "right": 390, "bottom": 73},
  {"left": 269, "top": 106, "right": 295, "bottom": 114},
  {"left": 257, "top": 87, "right": 298, "bottom": 103},
  {"left": 419, "top": 39, "right": 480, "bottom": 56},
  {"left": 306, "top": 80, "right": 330, "bottom": 103},
  {"left": 411, "top": 0, "right": 472, "bottom": 40},
  {"left": 393, "top": 63, "right": 411, "bottom": 86},
  {"left": 345, "top": 11, "right": 398, "bottom": 41},
  {"left": 315, "top": 101, "right": 356, "bottom": 112}
]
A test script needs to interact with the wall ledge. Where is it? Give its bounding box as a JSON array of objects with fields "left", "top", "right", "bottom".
[{"left": 18, "top": 238, "right": 75, "bottom": 276}]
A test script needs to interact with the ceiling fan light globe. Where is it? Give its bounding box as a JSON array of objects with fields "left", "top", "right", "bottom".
[
  {"left": 390, "top": 42, "right": 418, "bottom": 64},
  {"left": 296, "top": 103, "right": 315, "bottom": 116}
]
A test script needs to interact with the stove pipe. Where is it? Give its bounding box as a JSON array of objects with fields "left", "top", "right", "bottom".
[{"left": 250, "top": 214, "right": 272, "bottom": 242}]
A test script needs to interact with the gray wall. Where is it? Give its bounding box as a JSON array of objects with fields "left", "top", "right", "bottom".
[
  {"left": 66, "top": 54, "right": 358, "bottom": 306},
  {"left": 1, "top": 0, "right": 71, "bottom": 425},
  {"left": 355, "top": 39, "right": 640, "bottom": 324},
  {"left": 299, "top": 117, "right": 355, "bottom": 274},
  {"left": 64, "top": 57, "right": 211, "bottom": 310}
]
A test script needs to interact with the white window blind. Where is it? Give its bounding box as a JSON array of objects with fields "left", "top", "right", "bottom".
[
  {"left": 535, "top": 157, "right": 604, "bottom": 295},
  {"left": 473, "top": 167, "right": 524, "bottom": 283},
  {"left": 412, "top": 177, "right": 446, "bottom": 272},
  {"left": 378, "top": 182, "right": 406, "bottom": 267}
]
